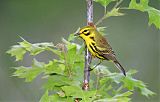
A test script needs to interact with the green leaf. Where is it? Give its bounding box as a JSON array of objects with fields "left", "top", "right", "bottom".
[
  {"left": 94, "top": 0, "right": 116, "bottom": 7},
  {"left": 7, "top": 37, "right": 56, "bottom": 61},
  {"left": 148, "top": 7, "right": 160, "bottom": 28},
  {"left": 13, "top": 59, "right": 44, "bottom": 82},
  {"left": 49, "top": 94, "right": 73, "bottom": 102},
  {"left": 106, "top": 8, "right": 124, "bottom": 17},
  {"left": 66, "top": 43, "right": 77, "bottom": 64},
  {"left": 122, "top": 75, "right": 155, "bottom": 97},
  {"left": 94, "top": 65, "right": 111, "bottom": 75},
  {"left": 44, "top": 75, "right": 70, "bottom": 90},
  {"left": 47, "top": 47, "right": 63, "bottom": 58},
  {"left": 98, "top": 80, "right": 112, "bottom": 98},
  {"left": 19, "top": 39, "right": 54, "bottom": 55},
  {"left": 78, "top": 44, "right": 85, "bottom": 54},
  {"left": 44, "top": 75, "right": 80, "bottom": 90},
  {"left": 19, "top": 39, "right": 32, "bottom": 51},
  {"left": 61, "top": 86, "right": 81, "bottom": 97},
  {"left": 140, "top": 87, "right": 155, "bottom": 97},
  {"left": 61, "top": 86, "right": 96, "bottom": 101},
  {"left": 49, "top": 94, "right": 67, "bottom": 102},
  {"left": 95, "top": 91, "right": 132, "bottom": 102},
  {"left": 122, "top": 76, "right": 137, "bottom": 90},
  {"left": 44, "top": 60, "right": 65, "bottom": 75},
  {"left": 129, "top": 0, "right": 160, "bottom": 29},
  {"left": 30, "top": 42, "right": 54, "bottom": 55},
  {"left": 95, "top": 97, "right": 131, "bottom": 102},
  {"left": 57, "top": 91, "right": 65, "bottom": 97},
  {"left": 114, "top": 91, "right": 132, "bottom": 98},
  {"left": 39, "top": 90, "right": 49, "bottom": 102},
  {"left": 97, "top": 27, "right": 109, "bottom": 35},
  {"left": 108, "top": 73, "right": 124, "bottom": 84},
  {"left": 7, "top": 45, "right": 26, "bottom": 61},
  {"left": 129, "top": 0, "right": 148, "bottom": 12},
  {"left": 68, "top": 33, "right": 76, "bottom": 41},
  {"left": 126, "top": 69, "right": 138, "bottom": 75}
]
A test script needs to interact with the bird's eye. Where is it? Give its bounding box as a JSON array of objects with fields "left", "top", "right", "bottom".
[
  {"left": 83, "top": 30, "right": 88, "bottom": 32},
  {"left": 82, "top": 29, "right": 90, "bottom": 36}
]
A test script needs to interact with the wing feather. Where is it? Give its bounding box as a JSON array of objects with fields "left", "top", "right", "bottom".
[{"left": 94, "top": 30, "right": 114, "bottom": 55}]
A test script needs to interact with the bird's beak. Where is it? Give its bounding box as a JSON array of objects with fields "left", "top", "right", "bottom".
[
  {"left": 74, "top": 32, "right": 80, "bottom": 36},
  {"left": 74, "top": 27, "right": 80, "bottom": 36}
]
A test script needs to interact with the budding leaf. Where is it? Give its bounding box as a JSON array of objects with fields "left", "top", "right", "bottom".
[{"left": 106, "top": 8, "right": 124, "bottom": 17}]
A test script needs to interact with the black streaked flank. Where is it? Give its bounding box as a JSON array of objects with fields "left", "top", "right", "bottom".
[
  {"left": 85, "top": 32, "right": 90, "bottom": 36},
  {"left": 90, "top": 43, "right": 105, "bottom": 59},
  {"left": 91, "top": 42, "right": 95, "bottom": 46},
  {"left": 89, "top": 44, "right": 97, "bottom": 53},
  {"left": 90, "top": 37, "right": 95, "bottom": 41}
]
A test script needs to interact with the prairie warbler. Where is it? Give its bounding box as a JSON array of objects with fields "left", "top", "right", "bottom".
[{"left": 75, "top": 26, "right": 126, "bottom": 76}]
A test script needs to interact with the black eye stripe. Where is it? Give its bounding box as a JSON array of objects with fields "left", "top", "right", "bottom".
[
  {"left": 83, "top": 30, "right": 89, "bottom": 33},
  {"left": 81, "top": 29, "right": 90, "bottom": 36},
  {"left": 89, "top": 44, "right": 97, "bottom": 53},
  {"left": 85, "top": 32, "right": 90, "bottom": 36}
]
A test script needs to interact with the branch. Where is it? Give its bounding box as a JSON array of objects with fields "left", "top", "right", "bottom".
[
  {"left": 95, "top": 0, "right": 124, "bottom": 26},
  {"left": 86, "top": 0, "right": 93, "bottom": 25},
  {"left": 82, "top": 0, "right": 93, "bottom": 91}
]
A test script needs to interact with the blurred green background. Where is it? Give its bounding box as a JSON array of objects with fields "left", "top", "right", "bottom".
[{"left": 0, "top": 0, "right": 159, "bottom": 102}]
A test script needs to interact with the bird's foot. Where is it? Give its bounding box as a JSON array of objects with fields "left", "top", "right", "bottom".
[{"left": 89, "top": 67, "right": 94, "bottom": 71}]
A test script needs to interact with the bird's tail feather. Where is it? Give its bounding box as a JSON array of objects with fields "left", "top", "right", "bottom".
[{"left": 113, "top": 60, "right": 126, "bottom": 76}]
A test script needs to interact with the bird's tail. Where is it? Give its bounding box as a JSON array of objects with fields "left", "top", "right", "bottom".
[{"left": 113, "top": 60, "right": 126, "bottom": 76}]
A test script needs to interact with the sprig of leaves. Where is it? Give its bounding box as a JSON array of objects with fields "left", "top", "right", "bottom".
[
  {"left": 129, "top": 0, "right": 160, "bottom": 29},
  {"left": 94, "top": 0, "right": 160, "bottom": 29},
  {"left": 7, "top": 34, "right": 155, "bottom": 102},
  {"left": 7, "top": 0, "right": 158, "bottom": 101}
]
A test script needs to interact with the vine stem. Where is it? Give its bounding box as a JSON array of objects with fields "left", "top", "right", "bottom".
[{"left": 82, "top": 0, "right": 93, "bottom": 91}]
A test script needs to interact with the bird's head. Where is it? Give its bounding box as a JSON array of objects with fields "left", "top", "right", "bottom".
[{"left": 75, "top": 26, "right": 95, "bottom": 41}]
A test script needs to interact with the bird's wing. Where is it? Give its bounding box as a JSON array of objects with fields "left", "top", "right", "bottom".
[
  {"left": 94, "top": 29, "right": 126, "bottom": 76},
  {"left": 94, "top": 30, "right": 114, "bottom": 55}
]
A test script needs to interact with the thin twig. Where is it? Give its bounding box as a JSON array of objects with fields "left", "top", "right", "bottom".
[
  {"left": 104, "top": 6, "right": 107, "bottom": 15},
  {"left": 113, "top": 0, "right": 123, "bottom": 9},
  {"left": 95, "top": 69, "right": 100, "bottom": 90},
  {"left": 95, "top": 0, "right": 124, "bottom": 26},
  {"left": 82, "top": 0, "right": 93, "bottom": 91},
  {"left": 95, "top": 15, "right": 107, "bottom": 26}
]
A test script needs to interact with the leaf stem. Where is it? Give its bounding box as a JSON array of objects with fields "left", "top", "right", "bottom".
[
  {"left": 95, "top": 0, "right": 124, "bottom": 26},
  {"left": 95, "top": 15, "right": 108, "bottom": 26},
  {"left": 113, "top": 0, "right": 123, "bottom": 9},
  {"left": 104, "top": 6, "right": 107, "bottom": 14}
]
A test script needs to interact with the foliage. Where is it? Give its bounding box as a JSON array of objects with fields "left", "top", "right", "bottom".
[
  {"left": 94, "top": 0, "right": 160, "bottom": 29},
  {"left": 129, "top": 0, "right": 160, "bottom": 29},
  {"left": 7, "top": 34, "right": 155, "bottom": 102},
  {"left": 7, "top": 0, "right": 159, "bottom": 102}
]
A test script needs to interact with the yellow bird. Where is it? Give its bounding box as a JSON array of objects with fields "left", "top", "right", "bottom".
[{"left": 75, "top": 26, "right": 126, "bottom": 76}]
